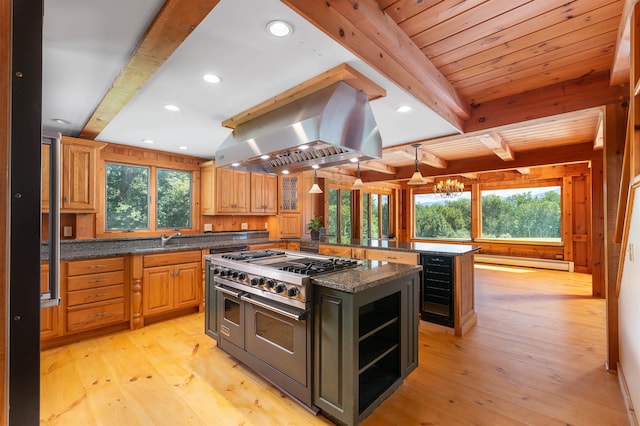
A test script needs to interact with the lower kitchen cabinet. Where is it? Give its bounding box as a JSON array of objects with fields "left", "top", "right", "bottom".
[
  {"left": 40, "top": 262, "right": 62, "bottom": 341},
  {"left": 313, "top": 272, "right": 419, "bottom": 426},
  {"left": 141, "top": 251, "right": 202, "bottom": 319},
  {"left": 65, "top": 256, "right": 127, "bottom": 333}
]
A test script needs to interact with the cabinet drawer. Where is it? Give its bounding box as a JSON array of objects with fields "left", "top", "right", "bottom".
[
  {"left": 67, "top": 270, "right": 124, "bottom": 291},
  {"left": 318, "top": 245, "right": 352, "bottom": 257},
  {"left": 67, "top": 284, "right": 124, "bottom": 306},
  {"left": 143, "top": 250, "right": 201, "bottom": 268},
  {"left": 366, "top": 249, "right": 418, "bottom": 265},
  {"left": 66, "top": 299, "right": 125, "bottom": 332},
  {"left": 67, "top": 257, "right": 124, "bottom": 276}
]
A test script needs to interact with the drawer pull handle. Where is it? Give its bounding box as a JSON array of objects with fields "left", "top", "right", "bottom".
[
  {"left": 90, "top": 265, "right": 107, "bottom": 269},
  {"left": 387, "top": 256, "right": 397, "bottom": 259},
  {"left": 90, "top": 293, "right": 107, "bottom": 298},
  {"left": 90, "top": 312, "right": 107, "bottom": 317},
  {"left": 90, "top": 278, "right": 106, "bottom": 283}
]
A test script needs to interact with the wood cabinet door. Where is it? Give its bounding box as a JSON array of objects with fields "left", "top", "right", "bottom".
[
  {"left": 174, "top": 262, "right": 200, "bottom": 308},
  {"left": 250, "top": 173, "right": 266, "bottom": 213},
  {"left": 279, "top": 214, "right": 301, "bottom": 238},
  {"left": 142, "top": 266, "right": 174, "bottom": 316},
  {"left": 62, "top": 142, "right": 97, "bottom": 211},
  {"left": 278, "top": 174, "right": 301, "bottom": 213},
  {"left": 41, "top": 144, "right": 50, "bottom": 212},
  {"left": 215, "top": 167, "right": 235, "bottom": 213},
  {"left": 40, "top": 263, "right": 61, "bottom": 340},
  {"left": 234, "top": 170, "right": 250, "bottom": 213},
  {"left": 263, "top": 174, "right": 278, "bottom": 213},
  {"left": 200, "top": 161, "right": 215, "bottom": 215}
]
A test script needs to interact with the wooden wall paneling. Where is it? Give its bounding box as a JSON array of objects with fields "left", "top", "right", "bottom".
[
  {"left": 634, "top": 1, "right": 640, "bottom": 178},
  {"left": 604, "top": 102, "right": 628, "bottom": 370},
  {"left": 471, "top": 182, "right": 480, "bottom": 239},
  {"left": 571, "top": 174, "right": 591, "bottom": 273},
  {"left": 591, "top": 149, "right": 605, "bottom": 297},
  {"left": 562, "top": 176, "right": 574, "bottom": 262}
]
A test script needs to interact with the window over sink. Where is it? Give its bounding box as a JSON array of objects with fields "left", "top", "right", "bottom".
[{"left": 105, "top": 162, "right": 193, "bottom": 232}]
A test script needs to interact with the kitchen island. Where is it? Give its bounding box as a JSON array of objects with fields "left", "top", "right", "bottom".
[{"left": 204, "top": 251, "right": 421, "bottom": 426}]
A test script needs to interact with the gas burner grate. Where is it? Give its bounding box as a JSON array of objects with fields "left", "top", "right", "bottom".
[
  {"left": 221, "top": 250, "right": 285, "bottom": 261},
  {"left": 278, "top": 258, "right": 359, "bottom": 276}
]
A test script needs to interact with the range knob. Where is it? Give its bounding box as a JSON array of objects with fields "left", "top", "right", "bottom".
[
  {"left": 266, "top": 279, "right": 276, "bottom": 288},
  {"left": 212, "top": 267, "right": 221, "bottom": 275},
  {"left": 275, "top": 284, "right": 286, "bottom": 293},
  {"left": 219, "top": 269, "right": 229, "bottom": 277},
  {"left": 250, "top": 277, "right": 260, "bottom": 286},
  {"left": 231, "top": 270, "right": 240, "bottom": 278},
  {"left": 238, "top": 272, "right": 247, "bottom": 280},
  {"left": 258, "top": 277, "right": 266, "bottom": 285},
  {"left": 288, "top": 287, "right": 299, "bottom": 297}
]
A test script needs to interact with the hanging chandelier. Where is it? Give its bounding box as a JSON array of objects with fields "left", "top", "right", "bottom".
[{"left": 434, "top": 178, "right": 464, "bottom": 198}]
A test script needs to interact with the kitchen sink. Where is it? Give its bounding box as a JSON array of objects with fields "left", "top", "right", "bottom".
[{"left": 133, "top": 246, "right": 183, "bottom": 253}]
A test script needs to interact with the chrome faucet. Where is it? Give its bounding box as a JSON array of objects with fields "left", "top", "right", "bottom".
[{"left": 160, "top": 232, "right": 181, "bottom": 247}]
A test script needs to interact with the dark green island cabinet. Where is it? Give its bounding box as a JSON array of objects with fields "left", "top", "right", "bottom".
[{"left": 313, "top": 266, "right": 420, "bottom": 426}]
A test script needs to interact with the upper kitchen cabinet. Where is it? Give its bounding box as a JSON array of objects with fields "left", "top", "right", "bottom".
[
  {"left": 215, "top": 167, "right": 250, "bottom": 214},
  {"left": 278, "top": 172, "right": 301, "bottom": 213},
  {"left": 250, "top": 172, "right": 277, "bottom": 214},
  {"left": 42, "top": 136, "right": 106, "bottom": 213},
  {"left": 200, "top": 161, "right": 216, "bottom": 215}
]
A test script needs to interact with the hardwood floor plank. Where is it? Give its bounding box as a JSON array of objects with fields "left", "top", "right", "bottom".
[{"left": 41, "top": 266, "right": 627, "bottom": 425}]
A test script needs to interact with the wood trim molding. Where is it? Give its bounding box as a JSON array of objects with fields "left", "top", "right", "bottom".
[{"left": 79, "top": 0, "right": 222, "bottom": 139}]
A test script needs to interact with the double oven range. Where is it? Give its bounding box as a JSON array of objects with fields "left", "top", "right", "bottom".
[{"left": 205, "top": 250, "right": 359, "bottom": 409}]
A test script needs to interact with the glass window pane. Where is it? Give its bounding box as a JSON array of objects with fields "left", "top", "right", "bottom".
[
  {"left": 381, "top": 194, "right": 390, "bottom": 238},
  {"left": 371, "top": 195, "right": 379, "bottom": 238},
  {"left": 481, "top": 187, "right": 561, "bottom": 241},
  {"left": 363, "top": 193, "right": 370, "bottom": 239},
  {"left": 156, "top": 169, "right": 192, "bottom": 229},
  {"left": 340, "top": 190, "right": 352, "bottom": 241},
  {"left": 328, "top": 188, "right": 339, "bottom": 237},
  {"left": 106, "top": 163, "right": 149, "bottom": 230},
  {"left": 414, "top": 192, "right": 471, "bottom": 239}
]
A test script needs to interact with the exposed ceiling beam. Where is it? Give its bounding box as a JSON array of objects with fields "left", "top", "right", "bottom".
[
  {"left": 281, "top": 0, "right": 469, "bottom": 132},
  {"left": 516, "top": 168, "right": 531, "bottom": 175},
  {"left": 594, "top": 113, "right": 604, "bottom": 149},
  {"left": 79, "top": 0, "right": 222, "bottom": 139},
  {"left": 464, "top": 71, "right": 629, "bottom": 133},
  {"left": 478, "top": 133, "right": 514, "bottom": 161},
  {"left": 460, "top": 173, "right": 478, "bottom": 179},
  {"left": 610, "top": 0, "right": 637, "bottom": 85},
  {"left": 394, "top": 146, "right": 448, "bottom": 169},
  {"left": 359, "top": 160, "right": 396, "bottom": 175}
]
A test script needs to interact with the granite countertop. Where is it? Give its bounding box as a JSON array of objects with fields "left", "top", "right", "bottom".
[
  {"left": 311, "top": 260, "right": 422, "bottom": 293},
  {"left": 303, "top": 237, "right": 480, "bottom": 256}
]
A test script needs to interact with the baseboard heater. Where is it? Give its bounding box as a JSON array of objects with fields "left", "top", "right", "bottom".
[{"left": 474, "top": 254, "right": 574, "bottom": 272}]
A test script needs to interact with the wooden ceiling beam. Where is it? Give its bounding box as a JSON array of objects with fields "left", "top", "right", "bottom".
[
  {"left": 478, "top": 133, "right": 514, "bottom": 161},
  {"left": 359, "top": 160, "right": 397, "bottom": 175},
  {"left": 464, "top": 71, "right": 629, "bottom": 134},
  {"left": 610, "top": 0, "right": 636, "bottom": 85},
  {"left": 281, "top": 0, "right": 469, "bottom": 132},
  {"left": 79, "top": 0, "right": 222, "bottom": 139},
  {"left": 394, "top": 146, "right": 448, "bottom": 169}
]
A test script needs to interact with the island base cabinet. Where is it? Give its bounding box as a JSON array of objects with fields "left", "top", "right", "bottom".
[{"left": 313, "top": 272, "right": 419, "bottom": 426}]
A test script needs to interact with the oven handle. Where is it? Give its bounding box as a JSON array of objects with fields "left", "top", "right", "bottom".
[
  {"left": 239, "top": 294, "right": 307, "bottom": 321},
  {"left": 214, "top": 285, "right": 245, "bottom": 298}
]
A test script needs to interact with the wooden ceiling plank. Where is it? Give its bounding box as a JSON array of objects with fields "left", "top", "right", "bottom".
[
  {"left": 397, "top": 0, "right": 487, "bottom": 40},
  {"left": 410, "top": 0, "right": 532, "bottom": 52},
  {"left": 282, "top": 0, "right": 469, "bottom": 130},
  {"left": 445, "top": 20, "right": 620, "bottom": 84},
  {"left": 464, "top": 73, "right": 626, "bottom": 133},
  {"left": 452, "top": 32, "right": 618, "bottom": 89},
  {"left": 436, "top": 3, "right": 623, "bottom": 75},
  {"left": 221, "top": 63, "right": 386, "bottom": 129},
  {"left": 79, "top": 0, "right": 222, "bottom": 139},
  {"left": 380, "top": 0, "right": 444, "bottom": 25}
]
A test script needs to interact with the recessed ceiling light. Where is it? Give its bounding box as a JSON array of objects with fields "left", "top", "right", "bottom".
[
  {"left": 298, "top": 144, "right": 309, "bottom": 150},
  {"left": 231, "top": 163, "right": 240, "bottom": 167},
  {"left": 164, "top": 104, "right": 180, "bottom": 112},
  {"left": 203, "top": 74, "right": 222, "bottom": 84},
  {"left": 350, "top": 157, "right": 359, "bottom": 163},
  {"left": 52, "top": 118, "right": 70, "bottom": 124},
  {"left": 312, "top": 164, "right": 320, "bottom": 169},
  {"left": 178, "top": 146, "right": 187, "bottom": 150},
  {"left": 396, "top": 105, "right": 412, "bottom": 113},
  {"left": 143, "top": 139, "right": 154, "bottom": 144},
  {"left": 260, "top": 154, "right": 270, "bottom": 160},
  {"left": 282, "top": 170, "right": 290, "bottom": 175},
  {"left": 267, "top": 20, "right": 293, "bottom": 37}
]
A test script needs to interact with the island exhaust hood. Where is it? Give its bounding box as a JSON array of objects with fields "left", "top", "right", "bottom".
[{"left": 215, "top": 82, "right": 382, "bottom": 173}]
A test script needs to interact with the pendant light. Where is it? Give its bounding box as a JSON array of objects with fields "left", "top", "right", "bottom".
[
  {"left": 309, "top": 168, "right": 323, "bottom": 193},
  {"left": 352, "top": 162, "right": 365, "bottom": 189},
  {"left": 407, "top": 143, "right": 426, "bottom": 185}
]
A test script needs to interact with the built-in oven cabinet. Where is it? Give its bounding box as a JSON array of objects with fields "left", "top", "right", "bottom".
[{"left": 313, "top": 271, "right": 419, "bottom": 426}]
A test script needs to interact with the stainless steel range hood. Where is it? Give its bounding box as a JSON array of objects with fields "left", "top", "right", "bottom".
[{"left": 215, "top": 82, "right": 382, "bottom": 173}]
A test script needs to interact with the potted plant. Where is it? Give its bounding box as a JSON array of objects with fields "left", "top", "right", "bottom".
[{"left": 307, "top": 216, "right": 323, "bottom": 241}]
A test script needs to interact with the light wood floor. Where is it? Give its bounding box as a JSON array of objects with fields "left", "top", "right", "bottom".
[{"left": 40, "top": 265, "right": 628, "bottom": 425}]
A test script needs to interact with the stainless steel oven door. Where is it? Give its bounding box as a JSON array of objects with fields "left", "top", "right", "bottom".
[
  {"left": 215, "top": 284, "right": 245, "bottom": 349},
  {"left": 242, "top": 293, "right": 308, "bottom": 386}
]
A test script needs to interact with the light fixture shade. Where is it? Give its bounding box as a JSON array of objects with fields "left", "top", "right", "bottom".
[
  {"left": 352, "top": 178, "right": 365, "bottom": 189},
  {"left": 407, "top": 170, "right": 426, "bottom": 185},
  {"left": 309, "top": 183, "right": 323, "bottom": 193}
]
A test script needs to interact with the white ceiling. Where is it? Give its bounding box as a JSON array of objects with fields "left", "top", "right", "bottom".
[{"left": 42, "top": 0, "right": 459, "bottom": 159}]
